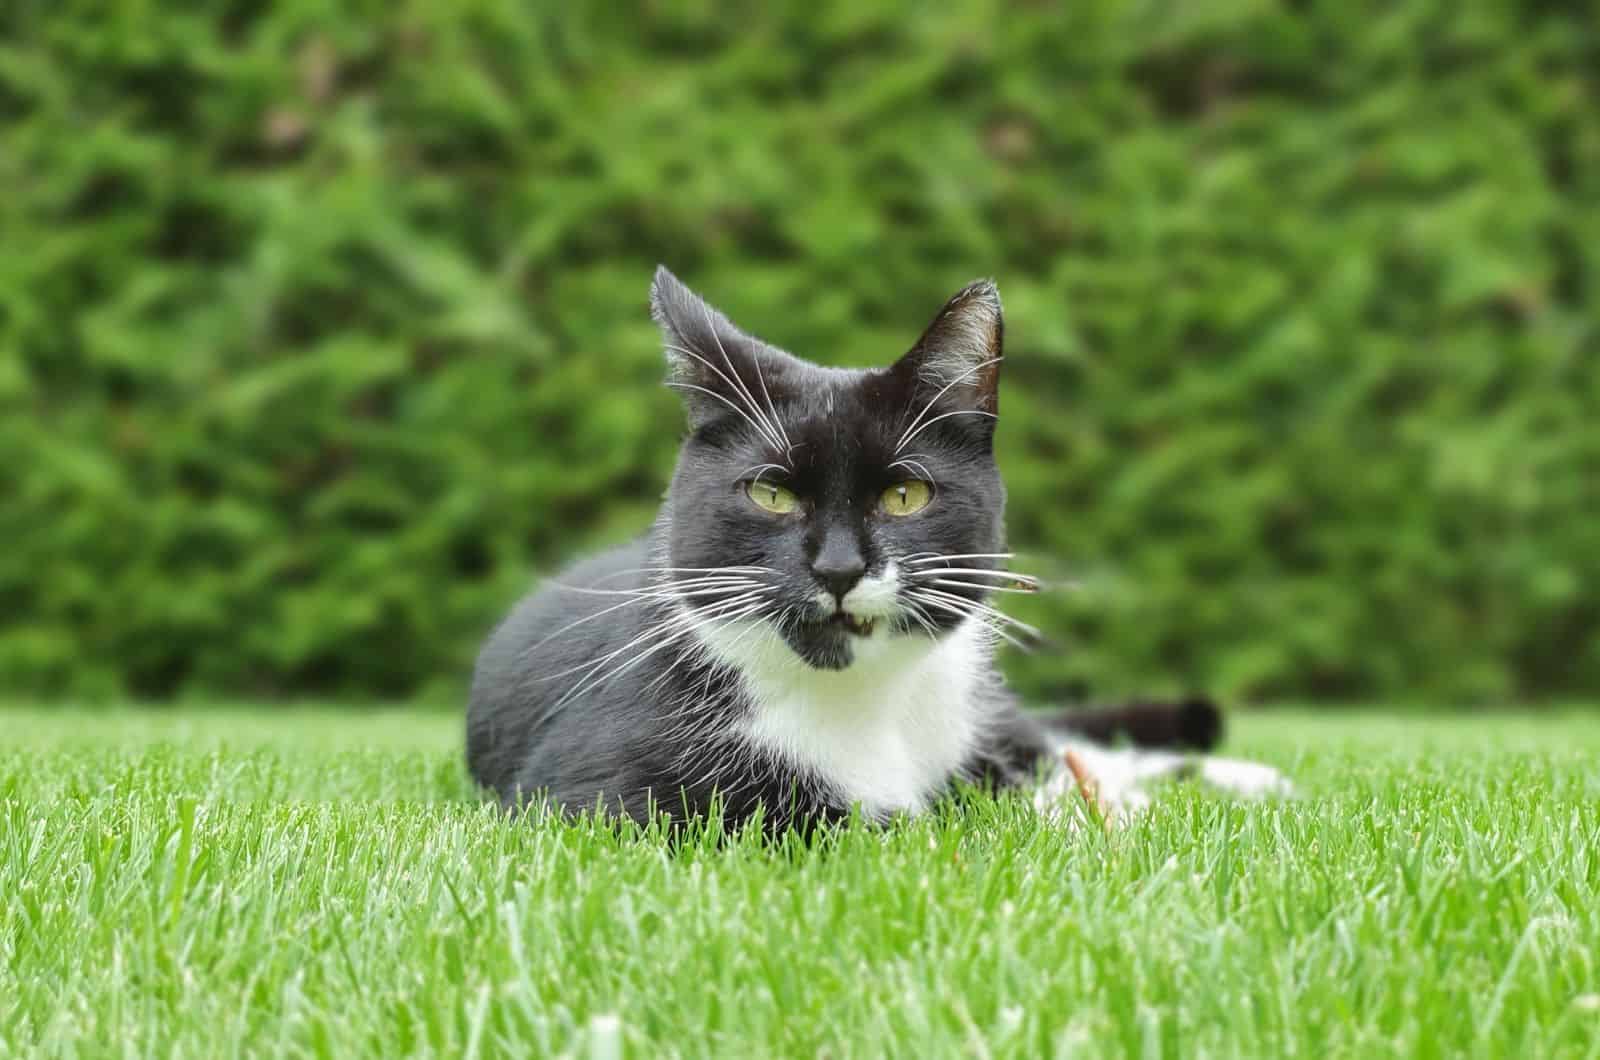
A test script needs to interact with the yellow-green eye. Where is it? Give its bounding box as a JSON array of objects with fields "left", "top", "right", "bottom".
[
  {"left": 881, "top": 480, "right": 933, "bottom": 516},
  {"left": 746, "top": 480, "right": 800, "bottom": 514}
]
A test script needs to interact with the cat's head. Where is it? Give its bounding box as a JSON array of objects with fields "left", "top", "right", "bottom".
[{"left": 652, "top": 267, "right": 1011, "bottom": 671}]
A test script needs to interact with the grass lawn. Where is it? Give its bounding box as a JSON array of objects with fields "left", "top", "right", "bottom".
[{"left": 4, "top": 707, "right": 1599, "bottom": 1057}]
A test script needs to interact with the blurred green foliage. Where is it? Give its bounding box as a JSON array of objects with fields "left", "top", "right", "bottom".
[{"left": 2, "top": 1, "right": 1596, "bottom": 703}]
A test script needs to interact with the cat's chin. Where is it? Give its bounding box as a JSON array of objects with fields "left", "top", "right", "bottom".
[
  {"left": 783, "top": 624, "right": 859, "bottom": 670},
  {"left": 782, "top": 615, "right": 919, "bottom": 670}
]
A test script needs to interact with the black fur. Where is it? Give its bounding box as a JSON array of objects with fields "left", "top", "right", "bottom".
[
  {"left": 1033, "top": 697, "right": 1223, "bottom": 751},
  {"left": 467, "top": 268, "right": 1213, "bottom": 833}
]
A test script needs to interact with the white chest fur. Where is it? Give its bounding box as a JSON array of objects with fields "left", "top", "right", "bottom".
[{"left": 695, "top": 618, "right": 990, "bottom": 816}]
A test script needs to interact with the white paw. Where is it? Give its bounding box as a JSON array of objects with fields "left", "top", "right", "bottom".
[
  {"left": 1035, "top": 742, "right": 1293, "bottom": 828},
  {"left": 1196, "top": 756, "right": 1295, "bottom": 798}
]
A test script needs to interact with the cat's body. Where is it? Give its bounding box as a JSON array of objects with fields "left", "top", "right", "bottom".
[
  {"left": 468, "top": 269, "right": 1274, "bottom": 831},
  {"left": 468, "top": 532, "right": 1046, "bottom": 831}
]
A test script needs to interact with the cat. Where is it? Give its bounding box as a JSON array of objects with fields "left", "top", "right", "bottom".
[{"left": 467, "top": 268, "right": 1288, "bottom": 833}]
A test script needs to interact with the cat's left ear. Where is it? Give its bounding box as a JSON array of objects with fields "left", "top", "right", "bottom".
[{"left": 892, "top": 280, "right": 1004, "bottom": 418}]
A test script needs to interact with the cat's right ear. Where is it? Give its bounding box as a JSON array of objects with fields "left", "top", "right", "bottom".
[
  {"left": 891, "top": 279, "right": 1005, "bottom": 420},
  {"left": 650, "top": 266, "right": 780, "bottom": 433}
]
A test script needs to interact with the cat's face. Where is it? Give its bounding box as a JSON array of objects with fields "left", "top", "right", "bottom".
[{"left": 653, "top": 268, "right": 1012, "bottom": 670}]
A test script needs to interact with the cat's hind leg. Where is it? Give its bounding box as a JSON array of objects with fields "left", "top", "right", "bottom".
[
  {"left": 1038, "top": 738, "right": 1294, "bottom": 822},
  {"left": 1030, "top": 696, "right": 1223, "bottom": 751},
  {"left": 1026, "top": 700, "right": 1294, "bottom": 824}
]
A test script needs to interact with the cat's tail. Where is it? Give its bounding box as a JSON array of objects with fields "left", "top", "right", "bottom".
[{"left": 1035, "top": 696, "right": 1223, "bottom": 752}]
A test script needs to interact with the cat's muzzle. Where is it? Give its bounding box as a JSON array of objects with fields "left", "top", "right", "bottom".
[{"left": 828, "top": 612, "right": 877, "bottom": 636}]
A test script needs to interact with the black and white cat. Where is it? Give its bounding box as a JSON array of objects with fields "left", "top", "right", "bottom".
[{"left": 467, "top": 269, "right": 1287, "bottom": 832}]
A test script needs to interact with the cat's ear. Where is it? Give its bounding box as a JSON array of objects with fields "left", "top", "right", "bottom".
[
  {"left": 892, "top": 280, "right": 1004, "bottom": 417},
  {"left": 650, "top": 266, "right": 785, "bottom": 432}
]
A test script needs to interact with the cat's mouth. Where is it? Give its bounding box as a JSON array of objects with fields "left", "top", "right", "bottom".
[
  {"left": 827, "top": 612, "right": 877, "bottom": 637},
  {"left": 782, "top": 609, "right": 891, "bottom": 669}
]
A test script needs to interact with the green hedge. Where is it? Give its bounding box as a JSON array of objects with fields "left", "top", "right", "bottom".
[{"left": 3, "top": 1, "right": 1597, "bottom": 702}]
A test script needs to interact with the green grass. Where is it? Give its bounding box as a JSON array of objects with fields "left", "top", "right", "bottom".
[{"left": 4, "top": 708, "right": 1600, "bottom": 1058}]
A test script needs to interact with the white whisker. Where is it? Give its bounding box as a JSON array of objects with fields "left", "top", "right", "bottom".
[
  {"left": 546, "top": 578, "right": 765, "bottom": 598},
  {"left": 539, "top": 591, "right": 770, "bottom": 684},
  {"left": 749, "top": 339, "right": 791, "bottom": 451},
  {"left": 699, "top": 302, "right": 791, "bottom": 455},
  {"left": 665, "top": 381, "right": 786, "bottom": 454},
  {"left": 896, "top": 409, "right": 998, "bottom": 453},
  {"left": 888, "top": 457, "right": 935, "bottom": 484},
  {"left": 906, "top": 592, "right": 1030, "bottom": 652},
  {"left": 906, "top": 566, "right": 1038, "bottom": 583},
  {"left": 665, "top": 341, "right": 772, "bottom": 442},
  {"left": 927, "top": 578, "right": 1039, "bottom": 595},
  {"left": 581, "top": 565, "right": 776, "bottom": 587},
  {"left": 912, "top": 587, "right": 1042, "bottom": 641},
  {"left": 900, "top": 599, "right": 942, "bottom": 639},
  {"left": 519, "top": 594, "right": 669, "bottom": 656},
  {"left": 738, "top": 463, "right": 788, "bottom": 485},
  {"left": 554, "top": 600, "right": 767, "bottom": 709},
  {"left": 640, "top": 606, "right": 766, "bottom": 701},
  {"left": 893, "top": 355, "right": 1004, "bottom": 453}
]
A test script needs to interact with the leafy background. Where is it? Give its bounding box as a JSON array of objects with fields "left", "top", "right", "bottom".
[{"left": 2, "top": 1, "right": 1596, "bottom": 704}]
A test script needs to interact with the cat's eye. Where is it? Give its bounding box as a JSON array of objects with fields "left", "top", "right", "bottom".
[
  {"left": 880, "top": 480, "right": 933, "bottom": 517},
  {"left": 746, "top": 480, "right": 800, "bottom": 515}
]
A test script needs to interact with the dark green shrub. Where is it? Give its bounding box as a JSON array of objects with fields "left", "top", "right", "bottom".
[{"left": 2, "top": 1, "right": 1595, "bottom": 702}]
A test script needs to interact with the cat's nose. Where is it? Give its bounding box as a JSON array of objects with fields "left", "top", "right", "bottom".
[
  {"left": 813, "top": 557, "right": 865, "bottom": 601},
  {"left": 811, "top": 534, "right": 866, "bottom": 601}
]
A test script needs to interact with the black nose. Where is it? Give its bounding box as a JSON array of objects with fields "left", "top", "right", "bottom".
[
  {"left": 812, "top": 556, "right": 865, "bottom": 601},
  {"left": 811, "top": 527, "right": 866, "bottom": 601}
]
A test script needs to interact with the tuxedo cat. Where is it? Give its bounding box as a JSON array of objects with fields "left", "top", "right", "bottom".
[{"left": 467, "top": 269, "right": 1286, "bottom": 832}]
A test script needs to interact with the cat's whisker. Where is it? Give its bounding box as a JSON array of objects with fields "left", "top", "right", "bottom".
[
  {"left": 927, "top": 578, "right": 1039, "bottom": 595},
  {"left": 581, "top": 565, "right": 776, "bottom": 588},
  {"left": 666, "top": 380, "right": 787, "bottom": 455},
  {"left": 904, "top": 558, "right": 1045, "bottom": 593},
  {"left": 748, "top": 336, "right": 792, "bottom": 452},
  {"left": 908, "top": 586, "right": 1043, "bottom": 642},
  {"left": 639, "top": 605, "right": 769, "bottom": 701},
  {"left": 893, "top": 355, "right": 1004, "bottom": 453},
  {"left": 668, "top": 602, "right": 780, "bottom": 710},
  {"left": 649, "top": 607, "right": 783, "bottom": 742},
  {"left": 975, "top": 622, "right": 1032, "bottom": 653},
  {"left": 896, "top": 409, "right": 998, "bottom": 453},
  {"left": 547, "top": 574, "right": 768, "bottom": 598},
  {"left": 538, "top": 591, "right": 772, "bottom": 685},
  {"left": 919, "top": 606, "right": 1030, "bottom": 654},
  {"left": 554, "top": 599, "right": 769, "bottom": 709},
  {"left": 696, "top": 306, "right": 794, "bottom": 456},
  {"left": 932, "top": 574, "right": 1076, "bottom": 595},
  {"left": 521, "top": 592, "right": 692, "bottom": 656},
  {"left": 697, "top": 303, "right": 782, "bottom": 447},
  {"left": 899, "top": 600, "right": 942, "bottom": 640},
  {"left": 905, "top": 591, "right": 1032, "bottom": 652},
  {"left": 906, "top": 566, "right": 1040, "bottom": 585},
  {"left": 914, "top": 584, "right": 1040, "bottom": 628},
  {"left": 546, "top": 609, "right": 765, "bottom": 719},
  {"left": 888, "top": 457, "right": 935, "bottom": 484},
  {"left": 600, "top": 565, "right": 777, "bottom": 578},
  {"left": 547, "top": 582, "right": 762, "bottom": 600},
  {"left": 665, "top": 339, "right": 776, "bottom": 444},
  {"left": 905, "top": 552, "right": 1015, "bottom": 564},
  {"left": 738, "top": 463, "right": 789, "bottom": 485}
]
